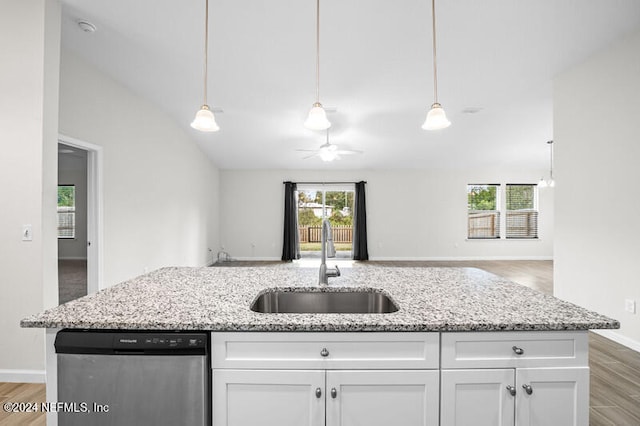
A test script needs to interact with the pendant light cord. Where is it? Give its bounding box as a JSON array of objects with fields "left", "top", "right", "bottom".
[
  {"left": 548, "top": 140, "right": 554, "bottom": 180},
  {"left": 315, "top": 0, "right": 321, "bottom": 103},
  {"left": 431, "top": 0, "right": 439, "bottom": 104},
  {"left": 203, "top": 0, "right": 209, "bottom": 106}
]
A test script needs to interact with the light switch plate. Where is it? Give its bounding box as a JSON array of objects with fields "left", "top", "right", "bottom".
[{"left": 22, "top": 224, "right": 33, "bottom": 241}]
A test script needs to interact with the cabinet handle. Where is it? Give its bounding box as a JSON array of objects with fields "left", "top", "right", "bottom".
[
  {"left": 512, "top": 346, "right": 524, "bottom": 355},
  {"left": 331, "top": 388, "right": 337, "bottom": 399},
  {"left": 315, "top": 387, "right": 322, "bottom": 398},
  {"left": 506, "top": 385, "right": 516, "bottom": 396},
  {"left": 320, "top": 348, "right": 330, "bottom": 357},
  {"left": 522, "top": 384, "right": 533, "bottom": 395}
]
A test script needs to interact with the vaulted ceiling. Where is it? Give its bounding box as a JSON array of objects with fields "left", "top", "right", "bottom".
[{"left": 60, "top": 0, "right": 640, "bottom": 170}]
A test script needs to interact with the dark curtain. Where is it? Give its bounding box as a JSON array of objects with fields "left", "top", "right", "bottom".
[
  {"left": 281, "top": 182, "right": 300, "bottom": 261},
  {"left": 353, "top": 181, "right": 369, "bottom": 260}
]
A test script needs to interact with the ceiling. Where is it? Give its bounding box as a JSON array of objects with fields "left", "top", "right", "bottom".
[{"left": 59, "top": 0, "right": 640, "bottom": 170}]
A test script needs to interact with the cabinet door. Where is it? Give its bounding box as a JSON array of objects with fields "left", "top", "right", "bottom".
[
  {"left": 441, "top": 369, "right": 515, "bottom": 426},
  {"left": 516, "top": 367, "right": 589, "bottom": 426},
  {"left": 213, "top": 369, "right": 325, "bottom": 426},
  {"left": 326, "top": 370, "right": 439, "bottom": 426}
]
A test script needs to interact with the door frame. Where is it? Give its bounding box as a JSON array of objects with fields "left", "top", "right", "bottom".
[{"left": 58, "top": 134, "right": 103, "bottom": 294}]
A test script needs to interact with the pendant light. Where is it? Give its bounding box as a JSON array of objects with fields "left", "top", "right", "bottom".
[
  {"left": 538, "top": 140, "right": 555, "bottom": 188},
  {"left": 304, "top": 0, "right": 331, "bottom": 130},
  {"left": 191, "top": 0, "right": 220, "bottom": 132},
  {"left": 422, "top": 0, "right": 451, "bottom": 131}
]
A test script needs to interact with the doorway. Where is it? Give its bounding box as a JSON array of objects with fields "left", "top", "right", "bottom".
[
  {"left": 297, "top": 184, "right": 355, "bottom": 259},
  {"left": 57, "top": 136, "right": 102, "bottom": 303}
]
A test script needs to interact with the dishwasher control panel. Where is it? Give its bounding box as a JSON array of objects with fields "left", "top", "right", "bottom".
[
  {"left": 55, "top": 330, "right": 209, "bottom": 355},
  {"left": 115, "top": 334, "right": 206, "bottom": 350}
]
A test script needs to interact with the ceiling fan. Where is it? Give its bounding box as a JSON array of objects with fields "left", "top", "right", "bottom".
[{"left": 297, "top": 130, "right": 363, "bottom": 162}]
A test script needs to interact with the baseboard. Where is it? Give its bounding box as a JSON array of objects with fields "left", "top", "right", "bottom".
[
  {"left": 368, "top": 256, "right": 554, "bottom": 261},
  {"left": 221, "top": 256, "right": 553, "bottom": 262},
  {"left": 232, "top": 256, "right": 282, "bottom": 261},
  {"left": 58, "top": 256, "right": 87, "bottom": 261},
  {"left": 0, "top": 369, "right": 45, "bottom": 383},
  {"left": 592, "top": 329, "right": 640, "bottom": 353}
]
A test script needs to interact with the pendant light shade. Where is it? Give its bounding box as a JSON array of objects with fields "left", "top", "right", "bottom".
[
  {"left": 422, "top": 102, "right": 451, "bottom": 130},
  {"left": 423, "top": 0, "right": 451, "bottom": 131},
  {"left": 191, "top": 105, "right": 220, "bottom": 132},
  {"left": 538, "top": 178, "right": 555, "bottom": 188},
  {"left": 304, "top": 0, "right": 331, "bottom": 130},
  {"left": 304, "top": 102, "right": 331, "bottom": 130},
  {"left": 192, "top": 0, "right": 220, "bottom": 132}
]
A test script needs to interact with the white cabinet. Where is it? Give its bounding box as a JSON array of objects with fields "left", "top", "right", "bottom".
[
  {"left": 212, "top": 332, "right": 440, "bottom": 426},
  {"left": 515, "top": 367, "right": 589, "bottom": 426},
  {"left": 440, "top": 331, "right": 589, "bottom": 426},
  {"left": 327, "top": 370, "right": 440, "bottom": 426},
  {"left": 214, "top": 369, "right": 440, "bottom": 426},
  {"left": 441, "top": 369, "right": 515, "bottom": 426},
  {"left": 213, "top": 369, "right": 324, "bottom": 426},
  {"left": 212, "top": 331, "right": 590, "bottom": 426}
]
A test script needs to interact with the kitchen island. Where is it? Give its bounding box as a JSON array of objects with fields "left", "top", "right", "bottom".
[
  {"left": 22, "top": 265, "right": 617, "bottom": 331},
  {"left": 21, "top": 265, "right": 618, "bottom": 425}
]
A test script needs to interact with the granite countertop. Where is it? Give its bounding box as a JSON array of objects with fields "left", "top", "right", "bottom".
[{"left": 20, "top": 265, "right": 619, "bottom": 332}]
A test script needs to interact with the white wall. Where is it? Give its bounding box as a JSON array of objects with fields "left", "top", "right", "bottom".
[
  {"left": 0, "top": 0, "right": 60, "bottom": 381},
  {"left": 554, "top": 29, "right": 640, "bottom": 349},
  {"left": 58, "top": 149, "right": 88, "bottom": 259},
  {"left": 59, "top": 49, "right": 220, "bottom": 287},
  {"left": 219, "top": 169, "right": 553, "bottom": 260}
]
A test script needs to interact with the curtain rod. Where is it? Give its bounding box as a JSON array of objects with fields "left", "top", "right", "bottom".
[{"left": 283, "top": 181, "right": 366, "bottom": 185}]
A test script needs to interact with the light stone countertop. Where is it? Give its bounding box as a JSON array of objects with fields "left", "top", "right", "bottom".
[{"left": 20, "top": 265, "right": 619, "bottom": 332}]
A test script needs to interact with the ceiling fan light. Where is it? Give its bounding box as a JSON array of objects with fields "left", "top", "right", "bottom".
[
  {"left": 304, "top": 103, "right": 331, "bottom": 130},
  {"left": 319, "top": 150, "right": 338, "bottom": 162},
  {"left": 191, "top": 105, "right": 220, "bottom": 132},
  {"left": 422, "top": 103, "right": 451, "bottom": 130}
]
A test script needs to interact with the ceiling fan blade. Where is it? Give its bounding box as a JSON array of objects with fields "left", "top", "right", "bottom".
[
  {"left": 335, "top": 150, "right": 363, "bottom": 155},
  {"left": 295, "top": 149, "right": 318, "bottom": 153},
  {"left": 302, "top": 152, "right": 320, "bottom": 160}
]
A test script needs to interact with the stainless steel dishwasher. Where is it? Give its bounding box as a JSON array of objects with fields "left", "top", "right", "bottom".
[{"left": 55, "top": 330, "right": 210, "bottom": 426}]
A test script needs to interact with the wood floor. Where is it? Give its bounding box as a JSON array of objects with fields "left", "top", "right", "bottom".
[
  {"left": 2, "top": 260, "right": 638, "bottom": 425},
  {"left": 0, "top": 382, "right": 45, "bottom": 425}
]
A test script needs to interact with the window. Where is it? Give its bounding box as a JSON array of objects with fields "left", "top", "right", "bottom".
[
  {"left": 467, "top": 184, "right": 500, "bottom": 239},
  {"left": 506, "top": 184, "right": 538, "bottom": 239},
  {"left": 57, "top": 185, "right": 75, "bottom": 238}
]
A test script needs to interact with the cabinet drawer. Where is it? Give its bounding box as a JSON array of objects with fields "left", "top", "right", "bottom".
[
  {"left": 212, "top": 332, "right": 439, "bottom": 369},
  {"left": 441, "top": 331, "right": 588, "bottom": 368}
]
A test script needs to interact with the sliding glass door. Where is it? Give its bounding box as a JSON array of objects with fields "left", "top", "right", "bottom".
[{"left": 297, "top": 184, "right": 354, "bottom": 259}]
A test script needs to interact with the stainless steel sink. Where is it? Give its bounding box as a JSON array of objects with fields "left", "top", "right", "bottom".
[{"left": 250, "top": 290, "right": 399, "bottom": 314}]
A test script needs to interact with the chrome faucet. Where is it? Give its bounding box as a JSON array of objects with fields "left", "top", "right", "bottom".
[{"left": 319, "top": 219, "right": 341, "bottom": 284}]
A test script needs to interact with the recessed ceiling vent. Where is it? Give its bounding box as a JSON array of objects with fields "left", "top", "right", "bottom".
[
  {"left": 462, "top": 107, "right": 483, "bottom": 114},
  {"left": 77, "top": 20, "right": 97, "bottom": 33}
]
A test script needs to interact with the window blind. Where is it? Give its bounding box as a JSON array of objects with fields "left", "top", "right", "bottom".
[
  {"left": 58, "top": 185, "right": 76, "bottom": 239},
  {"left": 467, "top": 184, "right": 500, "bottom": 239},
  {"left": 506, "top": 184, "right": 538, "bottom": 239}
]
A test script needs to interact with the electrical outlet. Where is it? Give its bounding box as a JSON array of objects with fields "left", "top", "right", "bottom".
[{"left": 625, "top": 299, "right": 636, "bottom": 314}]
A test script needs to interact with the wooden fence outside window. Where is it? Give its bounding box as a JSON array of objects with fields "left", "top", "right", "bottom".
[{"left": 299, "top": 226, "right": 353, "bottom": 243}]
